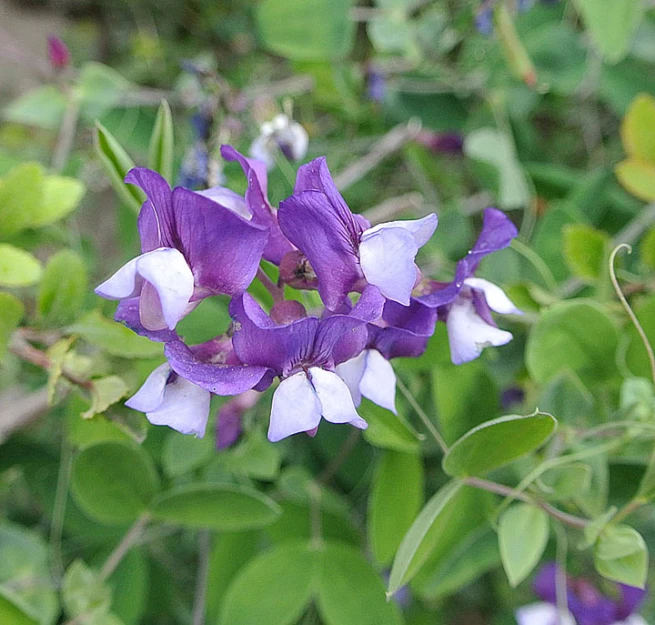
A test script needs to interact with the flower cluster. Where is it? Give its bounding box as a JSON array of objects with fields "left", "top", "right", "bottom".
[
  {"left": 96, "top": 146, "right": 520, "bottom": 442},
  {"left": 517, "top": 563, "right": 647, "bottom": 625}
]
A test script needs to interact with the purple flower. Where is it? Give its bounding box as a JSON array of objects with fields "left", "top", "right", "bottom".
[
  {"left": 418, "top": 208, "right": 521, "bottom": 364},
  {"left": 228, "top": 292, "right": 381, "bottom": 441},
  {"left": 366, "top": 65, "right": 386, "bottom": 103},
  {"left": 250, "top": 114, "right": 309, "bottom": 170},
  {"left": 517, "top": 563, "right": 647, "bottom": 625},
  {"left": 216, "top": 390, "right": 260, "bottom": 449},
  {"left": 416, "top": 131, "right": 464, "bottom": 155},
  {"left": 47, "top": 35, "right": 70, "bottom": 70},
  {"left": 95, "top": 168, "right": 269, "bottom": 331},
  {"left": 278, "top": 157, "right": 438, "bottom": 309}
]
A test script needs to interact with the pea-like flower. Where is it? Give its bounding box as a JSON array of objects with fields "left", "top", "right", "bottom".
[
  {"left": 278, "top": 157, "right": 438, "bottom": 310},
  {"left": 250, "top": 114, "right": 309, "bottom": 170},
  {"left": 95, "top": 168, "right": 269, "bottom": 331}
]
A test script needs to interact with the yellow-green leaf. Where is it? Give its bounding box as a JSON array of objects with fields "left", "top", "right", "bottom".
[
  {"left": 0, "top": 292, "right": 23, "bottom": 359},
  {"left": 0, "top": 245, "right": 43, "bottom": 287},
  {"left": 615, "top": 159, "right": 655, "bottom": 202},
  {"left": 621, "top": 94, "right": 655, "bottom": 163}
]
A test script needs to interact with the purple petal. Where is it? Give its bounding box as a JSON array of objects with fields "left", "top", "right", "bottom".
[
  {"left": 126, "top": 168, "right": 176, "bottom": 253},
  {"left": 171, "top": 187, "right": 269, "bottom": 296},
  {"left": 278, "top": 189, "right": 362, "bottom": 310},
  {"left": 616, "top": 585, "right": 646, "bottom": 621},
  {"left": 47, "top": 35, "right": 70, "bottom": 69},
  {"left": 114, "top": 297, "right": 178, "bottom": 343},
  {"left": 196, "top": 186, "right": 251, "bottom": 220},
  {"left": 268, "top": 372, "right": 322, "bottom": 442},
  {"left": 309, "top": 367, "right": 367, "bottom": 429},
  {"left": 350, "top": 285, "right": 386, "bottom": 322},
  {"left": 165, "top": 340, "right": 269, "bottom": 396},
  {"left": 216, "top": 390, "right": 260, "bottom": 449},
  {"left": 359, "top": 225, "right": 419, "bottom": 305},
  {"left": 533, "top": 563, "right": 561, "bottom": 604}
]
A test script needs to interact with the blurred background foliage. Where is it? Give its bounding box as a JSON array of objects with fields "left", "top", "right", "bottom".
[{"left": 1, "top": 0, "right": 655, "bottom": 624}]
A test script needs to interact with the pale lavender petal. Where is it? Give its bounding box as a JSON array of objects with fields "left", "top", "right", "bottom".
[
  {"left": 268, "top": 372, "right": 322, "bottom": 442},
  {"left": 359, "top": 225, "right": 419, "bottom": 305},
  {"left": 197, "top": 186, "right": 251, "bottom": 220},
  {"left": 278, "top": 189, "right": 362, "bottom": 310},
  {"left": 165, "top": 340, "right": 269, "bottom": 396},
  {"left": 136, "top": 248, "right": 195, "bottom": 330},
  {"left": 125, "top": 363, "right": 170, "bottom": 412},
  {"left": 126, "top": 168, "right": 175, "bottom": 252},
  {"left": 115, "top": 297, "right": 178, "bottom": 343},
  {"left": 249, "top": 136, "right": 275, "bottom": 171},
  {"left": 516, "top": 603, "right": 572, "bottom": 625},
  {"left": 446, "top": 297, "right": 513, "bottom": 365},
  {"left": 145, "top": 375, "right": 211, "bottom": 437},
  {"left": 310, "top": 367, "right": 367, "bottom": 429},
  {"left": 363, "top": 213, "right": 438, "bottom": 247},
  {"left": 359, "top": 350, "right": 397, "bottom": 414},
  {"left": 621, "top": 617, "right": 648, "bottom": 625},
  {"left": 95, "top": 256, "right": 141, "bottom": 300},
  {"left": 172, "top": 187, "right": 269, "bottom": 296},
  {"left": 335, "top": 352, "right": 367, "bottom": 406},
  {"left": 350, "top": 285, "right": 385, "bottom": 322},
  {"left": 465, "top": 277, "right": 522, "bottom": 315}
]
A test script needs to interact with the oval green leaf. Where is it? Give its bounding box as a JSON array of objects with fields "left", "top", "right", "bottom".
[
  {"left": 594, "top": 524, "right": 648, "bottom": 588},
  {"left": 151, "top": 484, "right": 281, "bottom": 531},
  {"left": 0, "top": 292, "right": 23, "bottom": 360},
  {"left": 148, "top": 100, "right": 174, "bottom": 183},
  {"left": 38, "top": 249, "right": 88, "bottom": 326},
  {"left": 443, "top": 412, "right": 557, "bottom": 478},
  {"left": 0, "top": 245, "right": 42, "bottom": 287},
  {"left": 71, "top": 442, "right": 159, "bottom": 525},
  {"left": 499, "top": 504, "right": 550, "bottom": 587}
]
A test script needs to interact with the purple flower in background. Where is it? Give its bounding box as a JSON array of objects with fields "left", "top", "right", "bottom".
[
  {"left": 278, "top": 157, "right": 438, "bottom": 310},
  {"left": 418, "top": 208, "right": 521, "bottom": 364},
  {"left": 416, "top": 131, "right": 464, "bottom": 155},
  {"left": 250, "top": 114, "right": 309, "bottom": 171},
  {"left": 228, "top": 291, "right": 383, "bottom": 441},
  {"left": 366, "top": 64, "right": 386, "bottom": 103},
  {"left": 47, "top": 35, "right": 70, "bottom": 70},
  {"left": 95, "top": 167, "right": 269, "bottom": 331},
  {"left": 475, "top": 1, "right": 495, "bottom": 35},
  {"left": 216, "top": 390, "right": 260, "bottom": 449},
  {"left": 517, "top": 563, "right": 647, "bottom": 625}
]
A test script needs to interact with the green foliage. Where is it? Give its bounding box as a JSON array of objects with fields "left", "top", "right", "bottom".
[
  {"left": 0, "top": 245, "right": 42, "bottom": 287},
  {"left": 562, "top": 224, "right": 609, "bottom": 281},
  {"left": 38, "top": 250, "right": 88, "bottom": 326},
  {"left": 498, "top": 504, "right": 549, "bottom": 587},
  {"left": 442, "top": 412, "right": 557, "bottom": 478},
  {"left": 0, "top": 293, "right": 23, "bottom": 359},
  {"left": 81, "top": 376, "right": 130, "bottom": 420},
  {"left": 594, "top": 524, "right": 649, "bottom": 588},
  {"left": 148, "top": 100, "right": 174, "bottom": 182}
]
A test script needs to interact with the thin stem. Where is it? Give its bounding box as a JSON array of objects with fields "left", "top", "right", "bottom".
[
  {"left": 510, "top": 239, "right": 558, "bottom": 292},
  {"left": 396, "top": 377, "right": 448, "bottom": 453},
  {"left": 609, "top": 244, "right": 655, "bottom": 386},
  {"left": 257, "top": 267, "right": 284, "bottom": 303},
  {"left": 50, "top": 433, "right": 73, "bottom": 581},
  {"left": 191, "top": 531, "right": 212, "bottom": 625},
  {"left": 317, "top": 429, "right": 360, "bottom": 485},
  {"left": 464, "top": 477, "right": 588, "bottom": 529},
  {"left": 309, "top": 482, "right": 323, "bottom": 551},
  {"left": 99, "top": 513, "right": 151, "bottom": 581},
  {"left": 553, "top": 522, "right": 570, "bottom": 619},
  {"left": 52, "top": 98, "right": 80, "bottom": 173}
]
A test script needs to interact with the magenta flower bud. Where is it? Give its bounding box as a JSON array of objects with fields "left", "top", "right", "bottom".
[{"left": 47, "top": 35, "right": 70, "bottom": 70}]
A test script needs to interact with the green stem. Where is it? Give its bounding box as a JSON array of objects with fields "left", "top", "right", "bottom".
[
  {"left": 192, "top": 531, "right": 212, "bottom": 625},
  {"left": 50, "top": 433, "right": 73, "bottom": 581},
  {"left": 510, "top": 239, "right": 558, "bottom": 292},
  {"left": 99, "top": 512, "right": 151, "bottom": 581}
]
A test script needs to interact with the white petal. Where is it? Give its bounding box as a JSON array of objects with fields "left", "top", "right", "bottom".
[
  {"left": 360, "top": 226, "right": 419, "bottom": 305},
  {"left": 125, "top": 363, "right": 170, "bottom": 412},
  {"left": 95, "top": 256, "right": 141, "bottom": 300},
  {"left": 249, "top": 136, "right": 275, "bottom": 171},
  {"left": 145, "top": 375, "right": 211, "bottom": 437},
  {"left": 335, "top": 352, "right": 367, "bottom": 406},
  {"left": 515, "top": 603, "right": 574, "bottom": 625},
  {"left": 363, "top": 214, "right": 438, "bottom": 248},
  {"left": 268, "top": 372, "right": 322, "bottom": 442},
  {"left": 618, "top": 617, "right": 648, "bottom": 625},
  {"left": 196, "top": 187, "right": 251, "bottom": 220},
  {"left": 309, "top": 367, "right": 367, "bottom": 430},
  {"left": 278, "top": 122, "right": 309, "bottom": 161},
  {"left": 136, "top": 248, "right": 194, "bottom": 330},
  {"left": 359, "top": 350, "right": 397, "bottom": 414},
  {"left": 446, "top": 296, "right": 513, "bottom": 365},
  {"left": 465, "top": 277, "right": 522, "bottom": 314}
]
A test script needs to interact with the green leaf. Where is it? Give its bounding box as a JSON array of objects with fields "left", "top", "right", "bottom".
[
  {"left": 317, "top": 542, "right": 403, "bottom": 625},
  {"left": 0, "top": 293, "right": 23, "bottom": 359},
  {"left": 67, "top": 310, "right": 163, "bottom": 359},
  {"left": 217, "top": 428, "right": 282, "bottom": 480},
  {"left": 0, "top": 163, "right": 44, "bottom": 238},
  {"left": 574, "top": 0, "right": 644, "bottom": 64},
  {"left": 62, "top": 560, "right": 112, "bottom": 621},
  {"left": 562, "top": 224, "right": 609, "bottom": 281},
  {"left": 624, "top": 295, "right": 655, "bottom": 378},
  {"left": 148, "top": 100, "right": 174, "bottom": 182},
  {"left": 71, "top": 442, "right": 159, "bottom": 525},
  {"left": 368, "top": 450, "right": 424, "bottom": 567},
  {"left": 580, "top": 507, "right": 618, "bottom": 550},
  {"left": 640, "top": 227, "right": 655, "bottom": 270},
  {"left": 161, "top": 431, "right": 214, "bottom": 477},
  {"left": 46, "top": 338, "right": 75, "bottom": 405},
  {"left": 34, "top": 176, "right": 86, "bottom": 227},
  {"left": 620, "top": 377, "right": 655, "bottom": 421},
  {"left": 539, "top": 463, "right": 592, "bottom": 501},
  {"left": 387, "top": 480, "right": 463, "bottom": 594},
  {"left": 464, "top": 128, "right": 531, "bottom": 210},
  {"left": 3, "top": 85, "right": 67, "bottom": 130},
  {"left": 526, "top": 300, "right": 619, "bottom": 385},
  {"left": 105, "top": 549, "right": 148, "bottom": 625},
  {"left": 151, "top": 484, "right": 281, "bottom": 531},
  {"left": 615, "top": 159, "right": 655, "bottom": 202},
  {"left": 594, "top": 525, "right": 648, "bottom": 588},
  {"left": 636, "top": 455, "right": 655, "bottom": 502},
  {"left": 257, "top": 0, "right": 356, "bottom": 62},
  {"left": 621, "top": 94, "right": 655, "bottom": 162},
  {"left": 75, "top": 62, "right": 130, "bottom": 122},
  {"left": 0, "top": 245, "right": 43, "bottom": 287},
  {"left": 38, "top": 250, "right": 88, "bottom": 326},
  {"left": 442, "top": 412, "right": 557, "bottom": 478},
  {"left": 219, "top": 541, "right": 318, "bottom": 625},
  {"left": 361, "top": 399, "right": 422, "bottom": 453},
  {"left": 0, "top": 522, "right": 59, "bottom": 625},
  {"left": 94, "top": 123, "right": 144, "bottom": 214},
  {"left": 498, "top": 504, "right": 549, "bottom": 587},
  {"left": 81, "top": 376, "right": 130, "bottom": 419}
]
